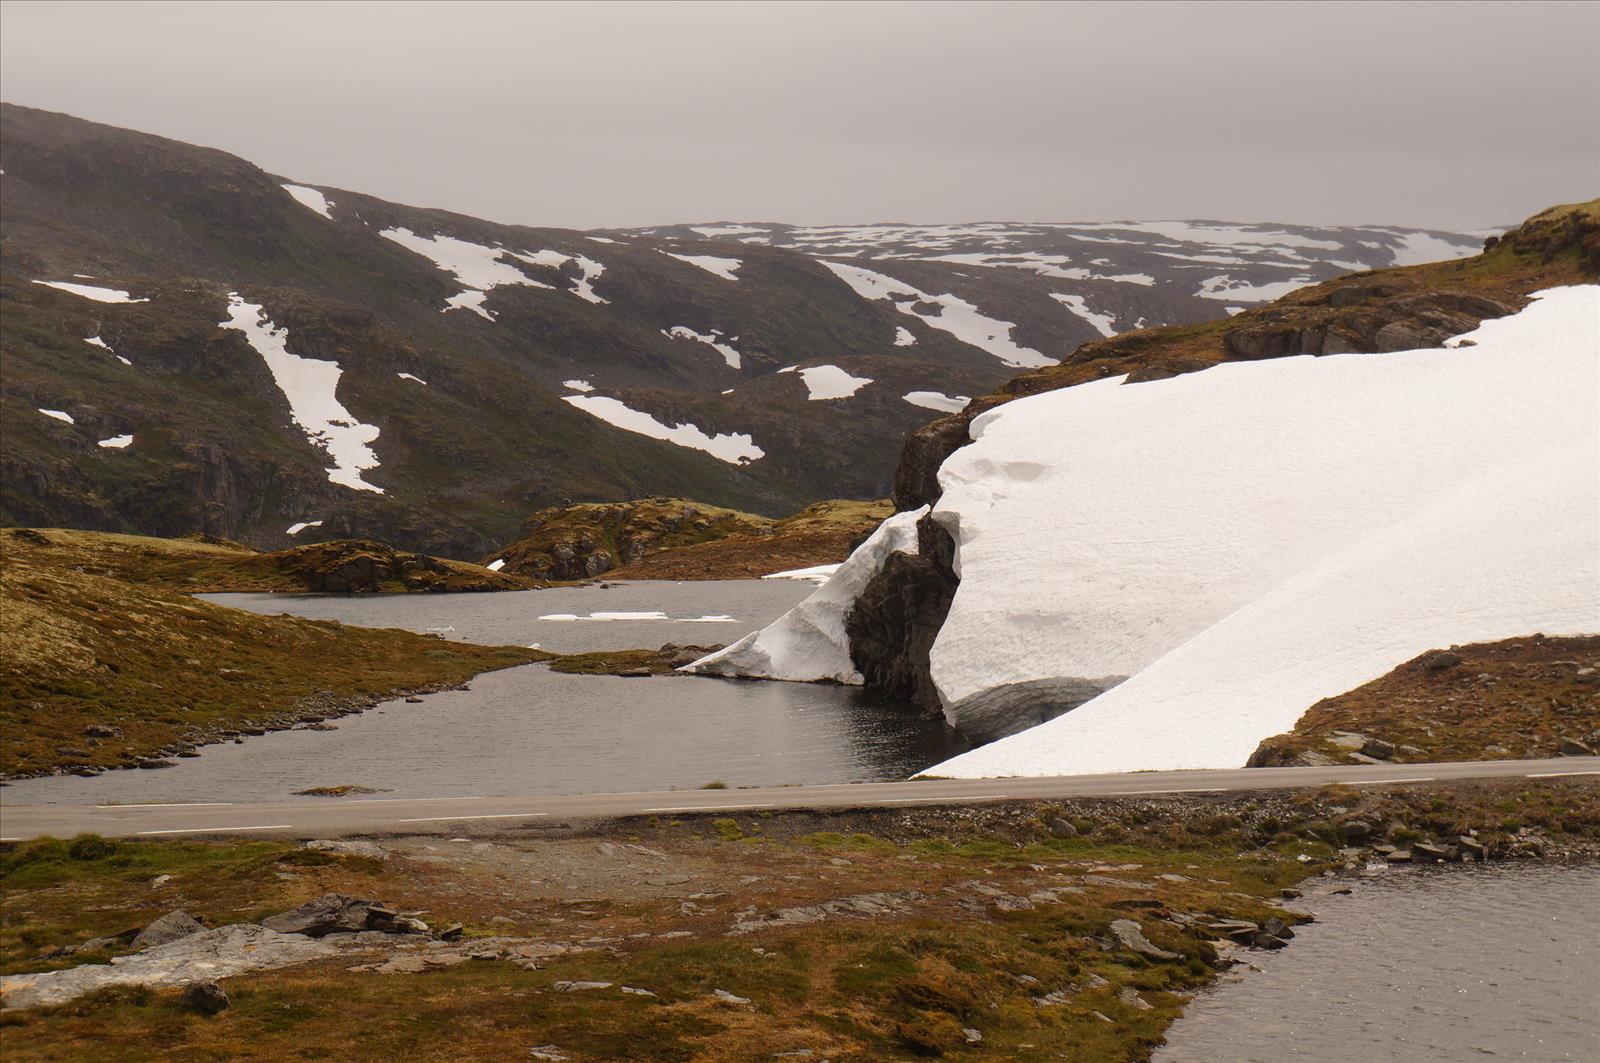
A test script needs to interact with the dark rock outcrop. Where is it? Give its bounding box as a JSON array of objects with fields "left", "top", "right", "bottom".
[{"left": 845, "top": 515, "right": 960, "bottom": 714}]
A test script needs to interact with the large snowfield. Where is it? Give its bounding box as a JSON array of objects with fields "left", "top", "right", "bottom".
[{"left": 699, "top": 286, "right": 1600, "bottom": 778}]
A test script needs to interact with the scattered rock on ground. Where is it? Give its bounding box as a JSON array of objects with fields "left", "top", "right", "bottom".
[
  {"left": 130, "top": 910, "right": 205, "bottom": 951},
  {"left": 1109, "top": 918, "right": 1180, "bottom": 960},
  {"left": 303, "top": 839, "right": 389, "bottom": 861},
  {"left": 181, "top": 981, "right": 230, "bottom": 1015}
]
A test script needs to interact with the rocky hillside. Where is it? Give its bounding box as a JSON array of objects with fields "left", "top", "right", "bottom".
[
  {"left": 1, "top": 104, "right": 1485, "bottom": 559},
  {"left": 4, "top": 528, "right": 530, "bottom": 593},
  {"left": 1248, "top": 635, "right": 1600, "bottom": 767},
  {"left": 847, "top": 200, "right": 1600, "bottom": 718},
  {"left": 485, "top": 496, "right": 891, "bottom": 580},
  {"left": 0, "top": 533, "right": 540, "bottom": 778}
]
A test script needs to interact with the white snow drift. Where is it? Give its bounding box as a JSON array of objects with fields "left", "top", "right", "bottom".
[
  {"left": 794, "top": 365, "right": 872, "bottom": 400},
  {"left": 902, "top": 391, "right": 970, "bottom": 414},
  {"left": 684, "top": 507, "right": 927, "bottom": 684},
  {"left": 663, "top": 326, "right": 742, "bottom": 369},
  {"left": 32, "top": 280, "right": 148, "bottom": 304},
  {"left": 219, "top": 294, "right": 384, "bottom": 493},
  {"left": 1050, "top": 293, "right": 1118, "bottom": 337},
  {"left": 821, "top": 261, "right": 1055, "bottom": 369},
  {"left": 282, "top": 184, "right": 334, "bottom": 219},
  {"left": 285, "top": 520, "right": 323, "bottom": 536},
  {"left": 662, "top": 252, "right": 742, "bottom": 280},
  {"left": 561, "top": 394, "right": 763, "bottom": 465},
  {"left": 97, "top": 434, "right": 133, "bottom": 449},
  {"left": 37, "top": 408, "right": 74, "bottom": 424},
  {"left": 763, "top": 563, "right": 843, "bottom": 583},
  {"left": 925, "top": 285, "right": 1599, "bottom": 774},
  {"left": 378, "top": 228, "right": 609, "bottom": 317}
]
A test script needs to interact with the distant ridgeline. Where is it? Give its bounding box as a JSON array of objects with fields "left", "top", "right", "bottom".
[{"left": 0, "top": 103, "right": 1484, "bottom": 558}]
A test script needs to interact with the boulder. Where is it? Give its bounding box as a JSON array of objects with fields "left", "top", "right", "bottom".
[
  {"left": 84, "top": 724, "right": 122, "bottom": 739},
  {"left": 1360, "top": 737, "right": 1396, "bottom": 759},
  {"left": 1108, "top": 919, "right": 1180, "bottom": 960},
  {"left": 1422, "top": 650, "right": 1462, "bottom": 672},
  {"left": 260, "top": 893, "right": 385, "bottom": 937},
  {"left": 1557, "top": 736, "right": 1594, "bottom": 756},
  {"left": 180, "top": 981, "right": 230, "bottom": 1015},
  {"left": 130, "top": 911, "right": 204, "bottom": 951}
]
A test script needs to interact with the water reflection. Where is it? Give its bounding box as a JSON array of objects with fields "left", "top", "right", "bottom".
[{"left": 4, "top": 580, "right": 972, "bottom": 804}]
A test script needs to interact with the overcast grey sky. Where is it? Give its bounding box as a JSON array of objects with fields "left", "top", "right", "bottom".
[{"left": 2, "top": 0, "right": 1595, "bottom": 230}]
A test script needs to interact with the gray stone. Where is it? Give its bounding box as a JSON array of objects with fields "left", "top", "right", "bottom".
[
  {"left": 260, "top": 893, "right": 383, "bottom": 937},
  {"left": 1118, "top": 986, "right": 1153, "bottom": 1010},
  {"left": 1109, "top": 919, "right": 1180, "bottom": 960},
  {"left": 1557, "top": 736, "right": 1594, "bottom": 756},
  {"left": 84, "top": 724, "right": 122, "bottom": 738},
  {"left": 0, "top": 925, "right": 353, "bottom": 1010},
  {"left": 713, "top": 988, "right": 752, "bottom": 1005},
  {"left": 303, "top": 839, "right": 388, "bottom": 861},
  {"left": 130, "top": 911, "right": 204, "bottom": 951},
  {"left": 181, "top": 981, "right": 230, "bottom": 1015},
  {"left": 1360, "top": 737, "right": 1396, "bottom": 759},
  {"left": 1046, "top": 817, "right": 1078, "bottom": 838},
  {"left": 1422, "top": 650, "right": 1462, "bottom": 672},
  {"left": 552, "top": 980, "right": 612, "bottom": 992}
]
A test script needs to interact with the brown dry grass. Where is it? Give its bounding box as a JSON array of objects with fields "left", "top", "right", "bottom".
[{"left": 1252, "top": 634, "right": 1600, "bottom": 765}]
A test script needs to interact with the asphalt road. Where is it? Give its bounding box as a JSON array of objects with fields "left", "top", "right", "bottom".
[{"left": 1, "top": 758, "right": 1595, "bottom": 842}]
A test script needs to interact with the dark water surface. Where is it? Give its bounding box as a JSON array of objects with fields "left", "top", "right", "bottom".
[
  {"left": 1156, "top": 861, "right": 1600, "bottom": 1062},
  {"left": 3, "top": 581, "right": 971, "bottom": 804}
]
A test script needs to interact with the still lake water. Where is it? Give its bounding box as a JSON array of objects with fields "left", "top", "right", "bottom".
[
  {"left": 2, "top": 580, "right": 972, "bottom": 805},
  {"left": 1157, "top": 861, "right": 1600, "bottom": 1062}
]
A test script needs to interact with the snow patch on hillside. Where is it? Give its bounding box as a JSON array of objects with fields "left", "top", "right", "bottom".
[
  {"left": 1380, "top": 230, "right": 1482, "bottom": 267},
  {"left": 795, "top": 365, "right": 871, "bottom": 400},
  {"left": 923, "top": 285, "right": 1599, "bottom": 776},
  {"left": 97, "top": 434, "right": 133, "bottom": 449},
  {"left": 509, "top": 249, "right": 609, "bottom": 304},
  {"left": 562, "top": 395, "right": 763, "bottom": 464},
  {"left": 894, "top": 327, "right": 917, "bottom": 346},
  {"left": 38, "top": 408, "right": 74, "bottom": 424},
  {"left": 485, "top": 558, "right": 506, "bottom": 572},
  {"left": 282, "top": 184, "right": 334, "bottom": 219},
  {"left": 286, "top": 520, "right": 323, "bottom": 536},
  {"left": 1051, "top": 293, "right": 1118, "bottom": 337},
  {"left": 684, "top": 507, "right": 928, "bottom": 683},
  {"left": 821, "top": 261, "right": 1056, "bottom": 369},
  {"left": 563, "top": 379, "right": 594, "bottom": 393},
  {"left": 903, "top": 391, "right": 970, "bottom": 413},
  {"left": 396, "top": 372, "right": 428, "bottom": 385},
  {"left": 1069, "top": 221, "right": 1345, "bottom": 253},
  {"left": 219, "top": 294, "right": 384, "bottom": 493},
  {"left": 378, "top": 227, "right": 555, "bottom": 319},
  {"left": 1197, "top": 274, "right": 1316, "bottom": 302},
  {"left": 32, "top": 280, "right": 148, "bottom": 304},
  {"left": 663, "top": 326, "right": 741, "bottom": 369},
  {"left": 690, "top": 225, "right": 768, "bottom": 238},
  {"left": 663, "top": 252, "right": 742, "bottom": 280}
]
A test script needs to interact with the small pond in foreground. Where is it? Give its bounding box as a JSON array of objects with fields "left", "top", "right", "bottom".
[{"left": 2, "top": 580, "right": 972, "bottom": 805}]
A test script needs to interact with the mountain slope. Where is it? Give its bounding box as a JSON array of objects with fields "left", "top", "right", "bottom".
[{"left": 0, "top": 104, "right": 1486, "bottom": 557}]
